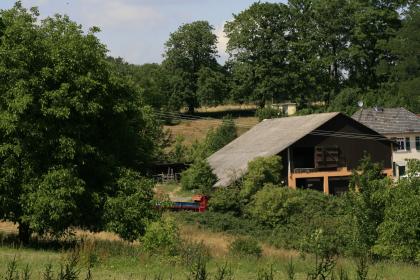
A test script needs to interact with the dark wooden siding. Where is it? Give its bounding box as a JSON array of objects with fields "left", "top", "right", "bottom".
[{"left": 291, "top": 114, "right": 392, "bottom": 170}]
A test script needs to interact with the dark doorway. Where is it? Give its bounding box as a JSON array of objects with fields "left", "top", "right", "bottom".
[
  {"left": 296, "top": 177, "right": 324, "bottom": 192},
  {"left": 328, "top": 176, "right": 349, "bottom": 195}
]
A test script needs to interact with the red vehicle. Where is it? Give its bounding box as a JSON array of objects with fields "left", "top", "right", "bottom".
[{"left": 169, "top": 195, "right": 208, "bottom": 212}]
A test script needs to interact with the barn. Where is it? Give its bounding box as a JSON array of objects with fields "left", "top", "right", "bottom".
[{"left": 208, "top": 112, "right": 393, "bottom": 195}]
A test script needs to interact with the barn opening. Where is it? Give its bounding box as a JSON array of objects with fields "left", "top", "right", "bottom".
[
  {"left": 296, "top": 177, "right": 323, "bottom": 192},
  {"left": 328, "top": 176, "right": 350, "bottom": 195}
]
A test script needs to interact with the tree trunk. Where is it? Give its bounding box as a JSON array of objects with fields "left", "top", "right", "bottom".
[
  {"left": 18, "top": 222, "right": 31, "bottom": 244},
  {"left": 187, "top": 105, "right": 195, "bottom": 114}
]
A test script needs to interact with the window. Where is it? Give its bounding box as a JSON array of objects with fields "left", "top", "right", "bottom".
[
  {"left": 406, "top": 137, "right": 411, "bottom": 151},
  {"left": 398, "top": 165, "right": 406, "bottom": 177},
  {"left": 396, "top": 137, "right": 405, "bottom": 151},
  {"left": 416, "top": 136, "right": 420, "bottom": 151}
]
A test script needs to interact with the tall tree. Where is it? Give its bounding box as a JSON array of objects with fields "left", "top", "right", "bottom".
[
  {"left": 163, "top": 21, "right": 219, "bottom": 113},
  {"left": 379, "top": 4, "right": 420, "bottom": 112},
  {"left": 0, "top": 3, "right": 161, "bottom": 241},
  {"left": 225, "top": 2, "right": 290, "bottom": 107}
]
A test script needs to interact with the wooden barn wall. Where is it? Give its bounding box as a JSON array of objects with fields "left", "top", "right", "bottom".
[{"left": 291, "top": 114, "right": 392, "bottom": 170}]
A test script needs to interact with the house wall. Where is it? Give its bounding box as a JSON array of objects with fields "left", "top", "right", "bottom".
[
  {"left": 387, "top": 132, "right": 420, "bottom": 164},
  {"left": 386, "top": 132, "right": 420, "bottom": 176}
]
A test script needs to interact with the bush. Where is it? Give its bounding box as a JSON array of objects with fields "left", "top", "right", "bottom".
[
  {"left": 246, "top": 184, "right": 295, "bottom": 227},
  {"left": 205, "top": 116, "right": 237, "bottom": 155},
  {"left": 174, "top": 211, "right": 266, "bottom": 237},
  {"left": 104, "top": 169, "right": 157, "bottom": 242},
  {"left": 208, "top": 186, "right": 242, "bottom": 215},
  {"left": 373, "top": 160, "right": 420, "bottom": 261},
  {"left": 255, "top": 107, "right": 283, "bottom": 121},
  {"left": 229, "top": 237, "right": 262, "bottom": 258},
  {"left": 240, "top": 155, "right": 283, "bottom": 200},
  {"left": 180, "top": 159, "right": 217, "bottom": 194},
  {"left": 141, "top": 216, "right": 181, "bottom": 256}
]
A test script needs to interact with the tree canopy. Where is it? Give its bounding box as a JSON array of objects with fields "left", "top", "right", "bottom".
[{"left": 0, "top": 3, "right": 161, "bottom": 241}]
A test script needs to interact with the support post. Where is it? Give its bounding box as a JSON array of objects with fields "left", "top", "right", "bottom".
[{"left": 323, "top": 176, "right": 329, "bottom": 194}]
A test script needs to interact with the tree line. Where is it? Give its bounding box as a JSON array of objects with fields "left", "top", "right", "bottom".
[{"left": 112, "top": 0, "right": 419, "bottom": 115}]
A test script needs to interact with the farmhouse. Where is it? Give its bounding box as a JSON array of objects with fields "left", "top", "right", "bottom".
[
  {"left": 208, "top": 112, "right": 393, "bottom": 195},
  {"left": 353, "top": 107, "right": 420, "bottom": 177}
]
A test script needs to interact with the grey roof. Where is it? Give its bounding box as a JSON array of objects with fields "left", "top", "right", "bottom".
[
  {"left": 207, "top": 112, "right": 340, "bottom": 187},
  {"left": 352, "top": 107, "right": 420, "bottom": 134}
]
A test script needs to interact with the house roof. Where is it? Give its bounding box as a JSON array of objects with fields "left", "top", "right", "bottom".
[
  {"left": 352, "top": 107, "right": 420, "bottom": 134},
  {"left": 207, "top": 112, "right": 340, "bottom": 187}
]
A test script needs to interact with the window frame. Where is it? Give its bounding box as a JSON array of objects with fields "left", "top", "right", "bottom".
[
  {"left": 416, "top": 136, "right": 420, "bottom": 151},
  {"left": 395, "top": 137, "right": 406, "bottom": 151}
]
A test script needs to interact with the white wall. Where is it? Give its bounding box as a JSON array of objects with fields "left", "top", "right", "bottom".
[{"left": 386, "top": 133, "right": 420, "bottom": 177}]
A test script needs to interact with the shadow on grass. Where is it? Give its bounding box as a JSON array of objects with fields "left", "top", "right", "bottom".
[
  {"left": 194, "top": 108, "right": 256, "bottom": 119},
  {"left": 0, "top": 230, "right": 140, "bottom": 257}
]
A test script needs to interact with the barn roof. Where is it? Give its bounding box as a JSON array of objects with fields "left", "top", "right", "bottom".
[
  {"left": 207, "top": 112, "right": 340, "bottom": 187},
  {"left": 352, "top": 107, "right": 420, "bottom": 134}
]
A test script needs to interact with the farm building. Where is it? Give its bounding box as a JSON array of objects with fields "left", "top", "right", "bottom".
[
  {"left": 353, "top": 107, "right": 420, "bottom": 178},
  {"left": 208, "top": 112, "right": 393, "bottom": 195}
]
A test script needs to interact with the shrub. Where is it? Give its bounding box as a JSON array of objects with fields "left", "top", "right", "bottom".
[
  {"left": 104, "top": 169, "right": 157, "bottom": 242},
  {"left": 175, "top": 211, "right": 266, "bottom": 237},
  {"left": 246, "top": 184, "right": 294, "bottom": 227},
  {"left": 255, "top": 107, "right": 283, "bottom": 121},
  {"left": 205, "top": 116, "right": 237, "bottom": 155},
  {"left": 208, "top": 186, "right": 242, "bottom": 215},
  {"left": 373, "top": 160, "right": 420, "bottom": 261},
  {"left": 240, "top": 155, "right": 283, "bottom": 200},
  {"left": 141, "top": 216, "right": 181, "bottom": 256},
  {"left": 229, "top": 237, "right": 262, "bottom": 258},
  {"left": 180, "top": 159, "right": 217, "bottom": 194}
]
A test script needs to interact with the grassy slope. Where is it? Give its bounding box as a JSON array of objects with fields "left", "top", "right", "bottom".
[
  {"left": 164, "top": 117, "right": 258, "bottom": 146},
  {"left": 1, "top": 222, "right": 419, "bottom": 279}
]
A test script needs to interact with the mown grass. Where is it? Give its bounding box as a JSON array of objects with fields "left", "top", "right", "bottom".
[
  {"left": 164, "top": 117, "right": 258, "bottom": 146},
  {"left": 1, "top": 221, "right": 420, "bottom": 279}
]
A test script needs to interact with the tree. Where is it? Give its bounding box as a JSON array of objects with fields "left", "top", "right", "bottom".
[
  {"left": 180, "top": 159, "right": 217, "bottom": 194},
  {"left": 104, "top": 169, "right": 157, "bottom": 242},
  {"left": 197, "top": 66, "right": 228, "bottom": 107},
  {"left": 0, "top": 4, "right": 161, "bottom": 241},
  {"left": 379, "top": 5, "right": 420, "bottom": 112},
  {"left": 240, "top": 156, "right": 283, "bottom": 200},
  {"left": 107, "top": 58, "right": 169, "bottom": 109},
  {"left": 373, "top": 159, "right": 420, "bottom": 261},
  {"left": 163, "top": 21, "right": 219, "bottom": 113},
  {"left": 225, "top": 2, "right": 290, "bottom": 107},
  {"left": 344, "top": 155, "right": 390, "bottom": 255}
]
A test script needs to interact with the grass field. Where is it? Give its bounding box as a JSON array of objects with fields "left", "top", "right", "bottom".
[
  {"left": 164, "top": 117, "right": 258, "bottom": 146},
  {"left": 1, "top": 221, "right": 419, "bottom": 280}
]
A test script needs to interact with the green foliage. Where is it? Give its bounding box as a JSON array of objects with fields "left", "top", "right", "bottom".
[
  {"left": 225, "top": 2, "right": 290, "bottom": 106},
  {"left": 329, "top": 88, "right": 362, "bottom": 115},
  {"left": 208, "top": 186, "right": 241, "bottom": 215},
  {"left": 0, "top": 4, "right": 163, "bottom": 240},
  {"left": 104, "top": 169, "right": 157, "bottom": 242},
  {"left": 23, "top": 168, "right": 85, "bottom": 236},
  {"left": 255, "top": 107, "right": 284, "bottom": 121},
  {"left": 344, "top": 155, "right": 390, "bottom": 255},
  {"left": 240, "top": 156, "right": 283, "bottom": 200},
  {"left": 141, "top": 216, "right": 181, "bottom": 256},
  {"left": 204, "top": 117, "right": 237, "bottom": 156},
  {"left": 373, "top": 160, "right": 420, "bottom": 262},
  {"left": 197, "top": 67, "right": 229, "bottom": 107},
  {"left": 163, "top": 21, "right": 220, "bottom": 113},
  {"left": 180, "top": 160, "right": 217, "bottom": 194},
  {"left": 246, "top": 184, "right": 295, "bottom": 227},
  {"left": 229, "top": 237, "right": 262, "bottom": 258}
]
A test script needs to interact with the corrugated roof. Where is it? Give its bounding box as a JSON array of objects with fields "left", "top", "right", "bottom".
[
  {"left": 207, "top": 112, "right": 340, "bottom": 187},
  {"left": 352, "top": 107, "right": 420, "bottom": 134}
]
